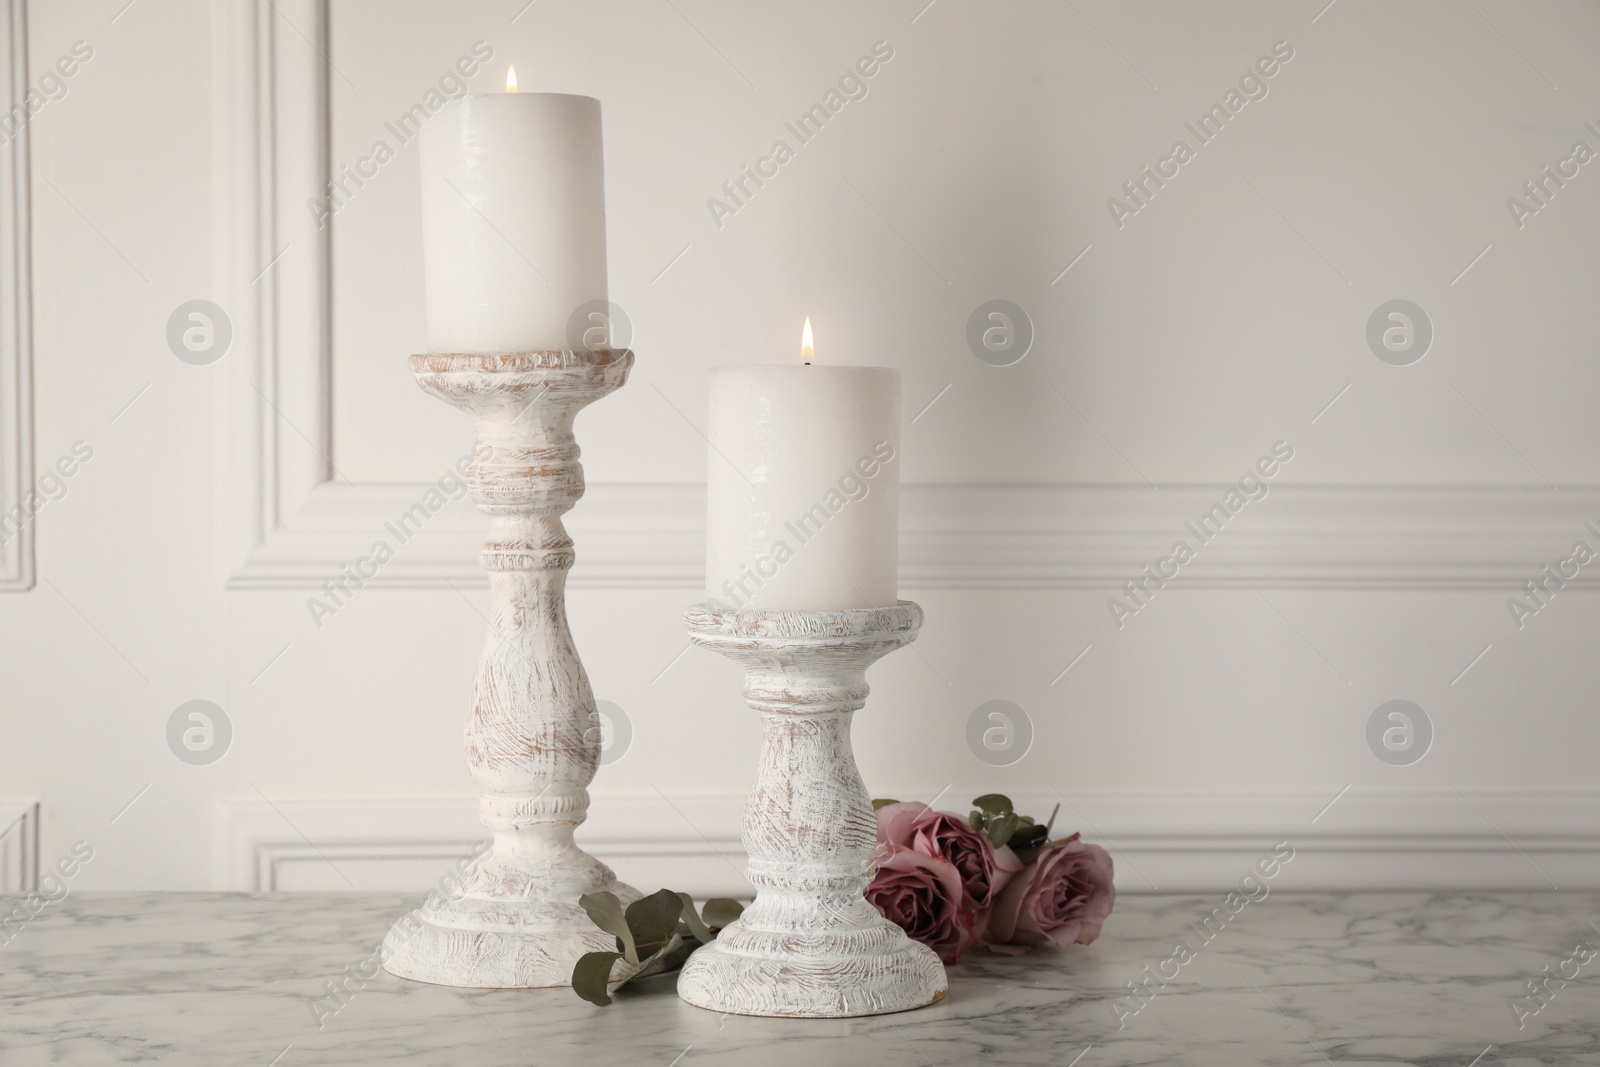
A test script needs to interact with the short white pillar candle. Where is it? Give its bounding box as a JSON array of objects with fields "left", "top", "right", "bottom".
[{"left": 706, "top": 320, "right": 901, "bottom": 611}]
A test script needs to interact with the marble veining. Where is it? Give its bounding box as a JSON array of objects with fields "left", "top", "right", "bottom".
[{"left": 2, "top": 892, "right": 1599, "bottom": 1065}]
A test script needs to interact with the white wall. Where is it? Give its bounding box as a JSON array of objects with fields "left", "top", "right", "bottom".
[{"left": 4, "top": 0, "right": 1600, "bottom": 894}]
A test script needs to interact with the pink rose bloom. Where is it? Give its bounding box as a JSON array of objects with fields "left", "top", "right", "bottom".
[
  {"left": 864, "top": 844, "right": 973, "bottom": 964},
  {"left": 875, "top": 802, "right": 1023, "bottom": 911},
  {"left": 987, "top": 834, "right": 1114, "bottom": 954}
]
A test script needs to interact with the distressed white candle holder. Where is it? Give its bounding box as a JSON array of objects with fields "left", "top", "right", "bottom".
[
  {"left": 677, "top": 601, "right": 947, "bottom": 1018},
  {"left": 381, "top": 350, "right": 640, "bottom": 989}
]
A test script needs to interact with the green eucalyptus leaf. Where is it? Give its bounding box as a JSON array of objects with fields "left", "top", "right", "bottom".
[
  {"left": 972, "top": 793, "right": 1014, "bottom": 816},
  {"left": 701, "top": 898, "right": 745, "bottom": 932},
  {"left": 871, "top": 798, "right": 900, "bottom": 810},
  {"left": 580, "top": 892, "right": 637, "bottom": 962},
  {"left": 986, "top": 812, "right": 1020, "bottom": 848},
  {"left": 656, "top": 934, "right": 698, "bottom": 973},
  {"left": 968, "top": 811, "right": 985, "bottom": 833},
  {"left": 676, "top": 892, "right": 712, "bottom": 944},
  {"left": 1007, "top": 822, "right": 1049, "bottom": 852},
  {"left": 1042, "top": 802, "right": 1060, "bottom": 839},
  {"left": 613, "top": 933, "right": 684, "bottom": 995},
  {"left": 571, "top": 951, "right": 624, "bottom": 1006},
  {"left": 625, "top": 889, "right": 685, "bottom": 951}
]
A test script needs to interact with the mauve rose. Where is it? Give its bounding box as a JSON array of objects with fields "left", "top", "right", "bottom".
[
  {"left": 875, "top": 802, "right": 1023, "bottom": 911},
  {"left": 987, "top": 834, "right": 1115, "bottom": 953},
  {"left": 864, "top": 844, "right": 972, "bottom": 964}
]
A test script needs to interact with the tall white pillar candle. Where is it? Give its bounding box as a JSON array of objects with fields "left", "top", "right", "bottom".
[
  {"left": 706, "top": 330, "right": 900, "bottom": 611},
  {"left": 419, "top": 78, "right": 607, "bottom": 353}
]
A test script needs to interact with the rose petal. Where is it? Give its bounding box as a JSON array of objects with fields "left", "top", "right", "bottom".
[{"left": 874, "top": 802, "right": 930, "bottom": 848}]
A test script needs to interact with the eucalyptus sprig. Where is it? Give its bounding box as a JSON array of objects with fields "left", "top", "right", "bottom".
[
  {"left": 969, "top": 793, "right": 1059, "bottom": 853},
  {"left": 571, "top": 889, "right": 744, "bottom": 1006}
]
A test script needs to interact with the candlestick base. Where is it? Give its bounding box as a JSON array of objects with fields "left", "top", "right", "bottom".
[
  {"left": 382, "top": 350, "right": 639, "bottom": 989},
  {"left": 676, "top": 602, "right": 947, "bottom": 1018},
  {"left": 382, "top": 852, "right": 641, "bottom": 989}
]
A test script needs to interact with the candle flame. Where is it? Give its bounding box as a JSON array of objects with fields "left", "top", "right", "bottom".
[
  {"left": 800, "top": 316, "right": 814, "bottom": 364},
  {"left": 506, "top": 66, "right": 519, "bottom": 92}
]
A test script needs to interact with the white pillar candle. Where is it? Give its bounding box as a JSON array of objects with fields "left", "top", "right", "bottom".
[
  {"left": 706, "top": 321, "right": 901, "bottom": 611},
  {"left": 419, "top": 71, "right": 607, "bottom": 353}
]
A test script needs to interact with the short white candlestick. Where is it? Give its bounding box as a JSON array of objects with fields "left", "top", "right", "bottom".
[
  {"left": 677, "top": 601, "right": 947, "bottom": 1018},
  {"left": 381, "top": 349, "right": 639, "bottom": 988}
]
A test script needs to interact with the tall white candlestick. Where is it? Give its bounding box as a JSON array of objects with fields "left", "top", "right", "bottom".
[
  {"left": 706, "top": 328, "right": 900, "bottom": 611},
  {"left": 419, "top": 80, "right": 607, "bottom": 353}
]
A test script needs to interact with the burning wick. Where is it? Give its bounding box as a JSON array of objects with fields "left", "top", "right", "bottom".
[{"left": 800, "top": 316, "right": 814, "bottom": 365}]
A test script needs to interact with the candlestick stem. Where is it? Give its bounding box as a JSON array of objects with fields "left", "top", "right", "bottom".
[
  {"left": 381, "top": 350, "right": 638, "bottom": 989},
  {"left": 677, "top": 602, "right": 947, "bottom": 1017}
]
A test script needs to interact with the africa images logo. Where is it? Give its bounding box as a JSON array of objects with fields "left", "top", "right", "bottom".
[
  {"left": 705, "top": 41, "right": 895, "bottom": 229},
  {"left": 1107, "top": 442, "right": 1294, "bottom": 628}
]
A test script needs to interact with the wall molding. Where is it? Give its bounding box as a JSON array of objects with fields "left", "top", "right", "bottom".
[
  {"left": 214, "top": 0, "right": 332, "bottom": 588},
  {"left": 216, "top": 792, "right": 1600, "bottom": 895},
  {"left": 215, "top": 797, "right": 746, "bottom": 898},
  {"left": 0, "top": 0, "right": 35, "bottom": 591},
  {"left": 0, "top": 800, "right": 39, "bottom": 892},
  {"left": 213, "top": 1, "right": 1600, "bottom": 593},
  {"left": 220, "top": 482, "right": 1600, "bottom": 590}
]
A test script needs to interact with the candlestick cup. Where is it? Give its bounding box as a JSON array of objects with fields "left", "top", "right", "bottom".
[
  {"left": 381, "top": 349, "right": 639, "bottom": 989},
  {"left": 677, "top": 601, "right": 947, "bottom": 1018}
]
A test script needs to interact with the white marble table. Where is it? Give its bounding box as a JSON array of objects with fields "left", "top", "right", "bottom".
[{"left": 2, "top": 892, "right": 1596, "bottom": 1065}]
